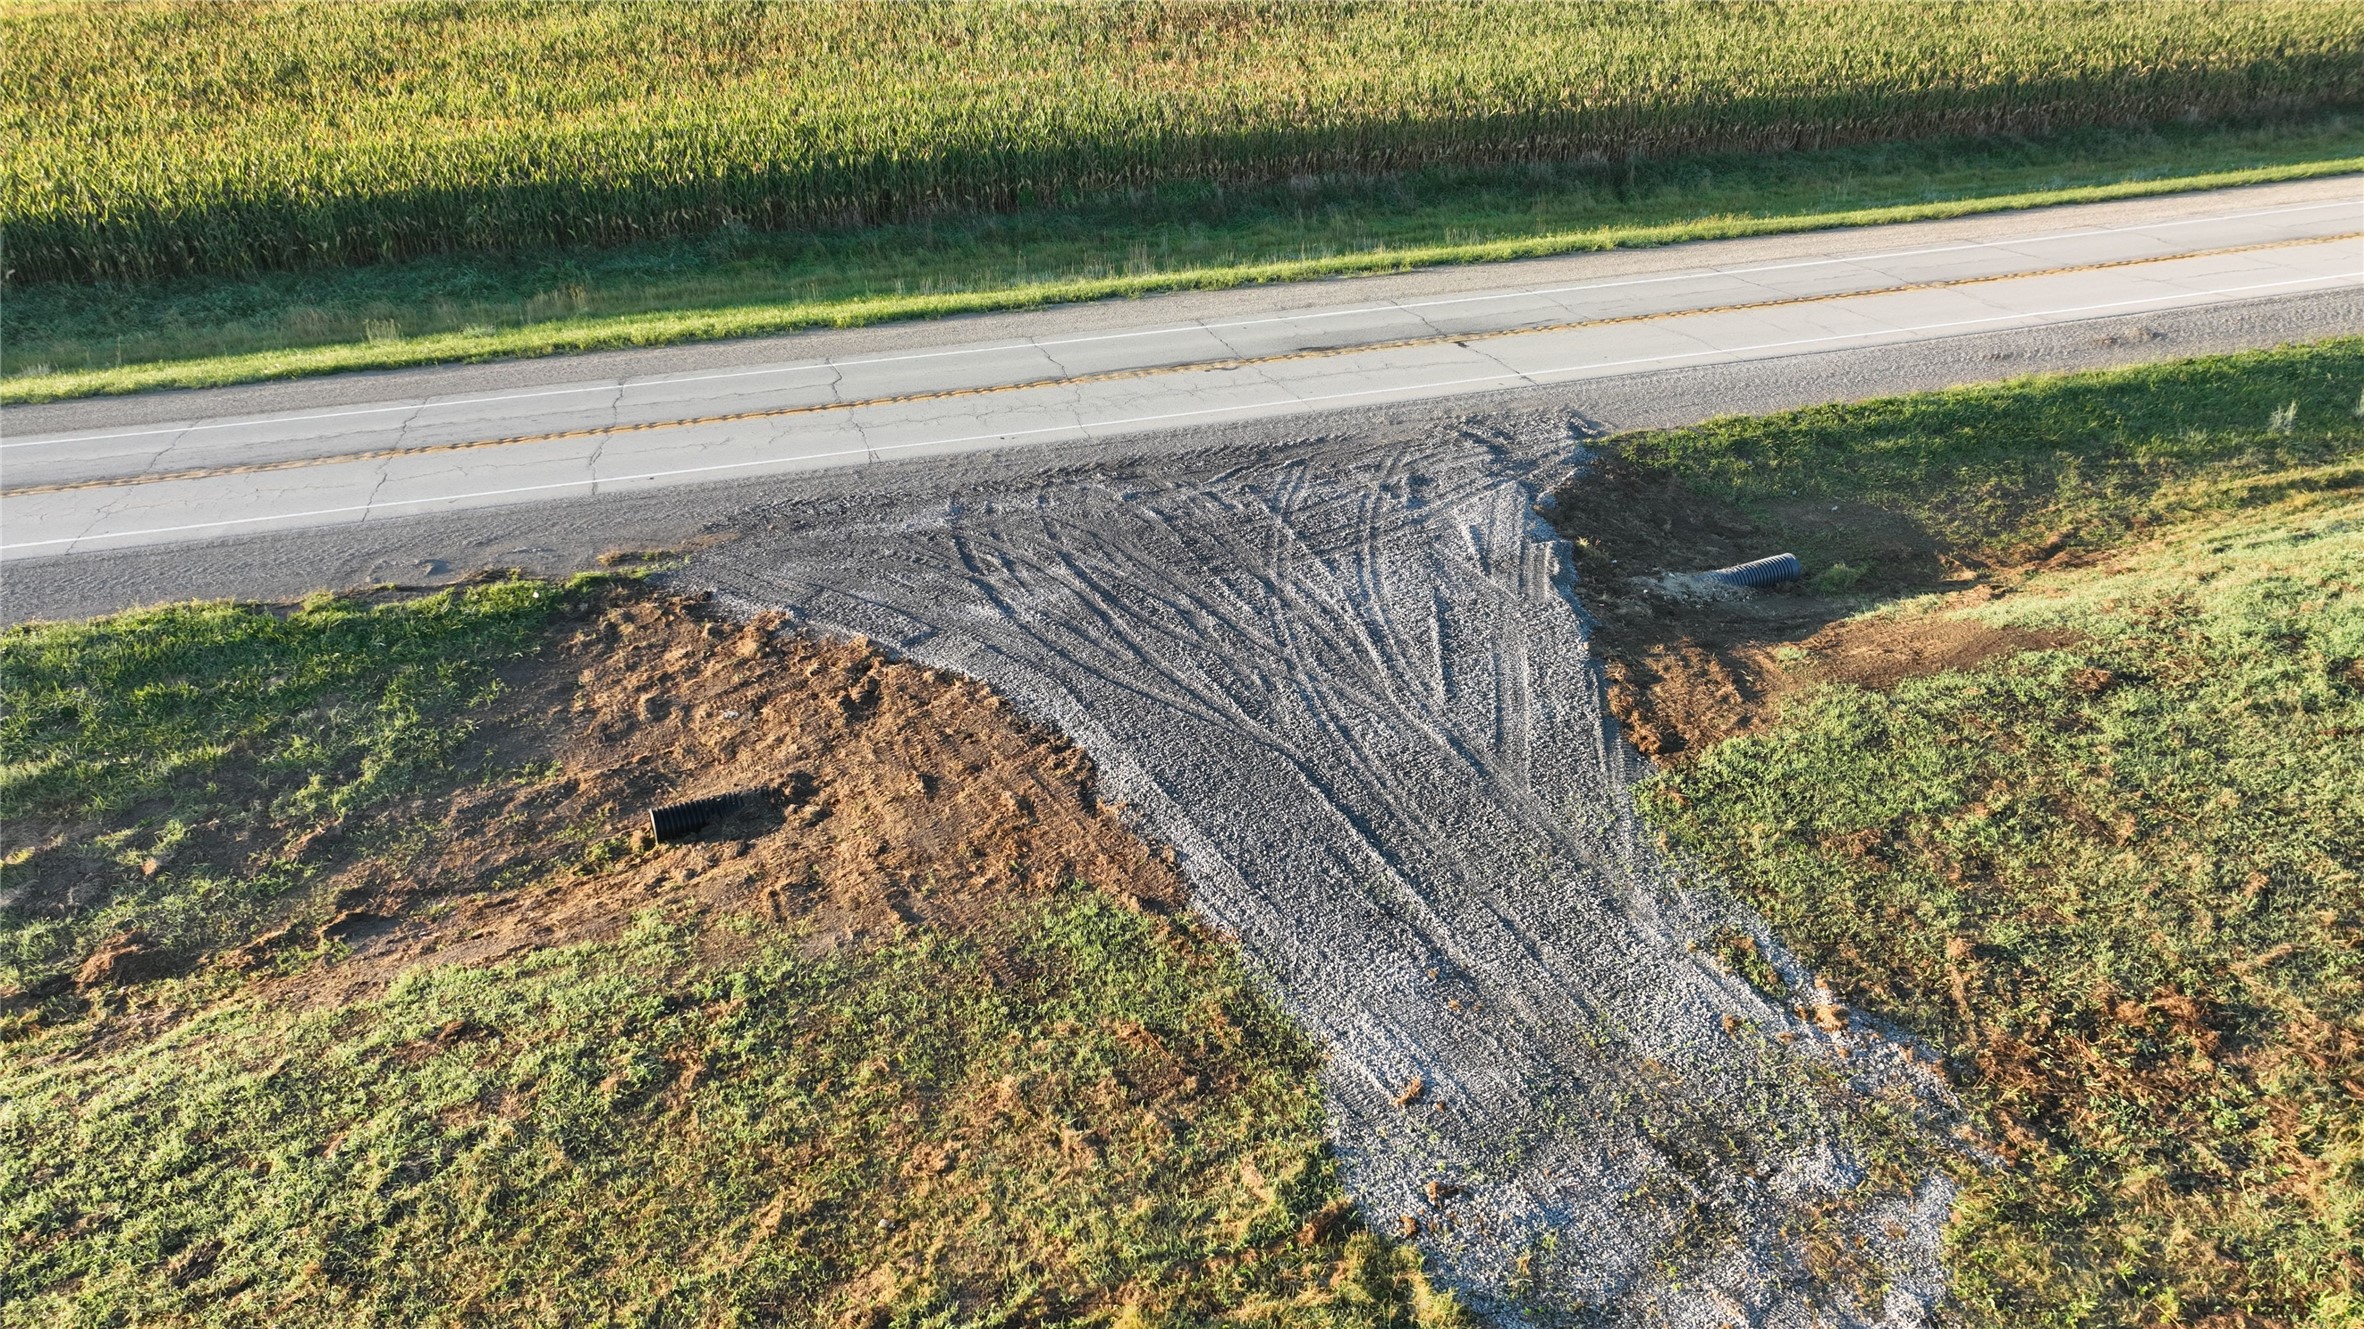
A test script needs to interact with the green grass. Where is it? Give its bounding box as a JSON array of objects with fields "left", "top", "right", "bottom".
[
  {"left": 0, "top": 581, "right": 1458, "bottom": 1326},
  {"left": 1622, "top": 337, "right": 2364, "bottom": 581},
  {"left": 11, "top": 0, "right": 2356, "bottom": 286},
  {"left": 0, "top": 888, "right": 1453, "bottom": 1325},
  {"left": 1614, "top": 342, "right": 2364, "bottom": 1325},
  {"left": 0, "top": 578, "right": 598, "bottom": 994},
  {"left": 8, "top": 114, "right": 2361, "bottom": 404}
]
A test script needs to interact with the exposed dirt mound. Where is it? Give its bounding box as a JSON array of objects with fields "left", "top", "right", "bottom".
[
  {"left": 1608, "top": 613, "right": 2072, "bottom": 758},
  {"left": 257, "top": 586, "right": 1185, "bottom": 1005},
  {"left": 1555, "top": 457, "right": 2066, "bottom": 758},
  {"left": 74, "top": 929, "right": 166, "bottom": 990},
  {"left": 1799, "top": 612, "right": 2072, "bottom": 694}
]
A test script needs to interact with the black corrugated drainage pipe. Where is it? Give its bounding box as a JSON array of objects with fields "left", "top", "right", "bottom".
[
  {"left": 647, "top": 790, "right": 752, "bottom": 844},
  {"left": 1705, "top": 553, "right": 1802, "bottom": 588}
]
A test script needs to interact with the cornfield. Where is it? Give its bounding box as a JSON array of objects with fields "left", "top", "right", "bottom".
[{"left": 6, "top": 0, "right": 2361, "bottom": 285}]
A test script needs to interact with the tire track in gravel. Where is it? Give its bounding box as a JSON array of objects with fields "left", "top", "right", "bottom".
[{"left": 696, "top": 418, "right": 1963, "bottom": 1326}]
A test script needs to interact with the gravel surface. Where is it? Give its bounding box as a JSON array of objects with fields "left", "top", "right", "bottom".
[{"left": 694, "top": 417, "right": 1961, "bottom": 1325}]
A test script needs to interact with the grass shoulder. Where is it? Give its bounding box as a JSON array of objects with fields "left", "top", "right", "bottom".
[{"left": 1556, "top": 340, "right": 2364, "bottom": 1325}]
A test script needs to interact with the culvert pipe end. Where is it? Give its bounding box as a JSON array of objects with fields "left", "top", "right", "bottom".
[
  {"left": 1704, "top": 552, "right": 1802, "bottom": 588},
  {"left": 648, "top": 790, "right": 752, "bottom": 843}
]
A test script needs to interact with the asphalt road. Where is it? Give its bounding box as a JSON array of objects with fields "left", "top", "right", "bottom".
[{"left": 4, "top": 177, "right": 2358, "bottom": 571}]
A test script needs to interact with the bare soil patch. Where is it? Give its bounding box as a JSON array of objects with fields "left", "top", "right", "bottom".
[
  {"left": 1606, "top": 614, "right": 2072, "bottom": 759},
  {"left": 237, "top": 585, "right": 1186, "bottom": 1005},
  {"left": 1555, "top": 457, "right": 2066, "bottom": 758}
]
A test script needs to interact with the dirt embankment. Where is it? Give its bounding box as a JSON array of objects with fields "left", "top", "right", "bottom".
[
  {"left": 1551, "top": 456, "right": 2071, "bottom": 759},
  {"left": 314, "top": 590, "right": 1187, "bottom": 1003},
  {"left": 41, "top": 585, "right": 1185, "bottom": 1012}
]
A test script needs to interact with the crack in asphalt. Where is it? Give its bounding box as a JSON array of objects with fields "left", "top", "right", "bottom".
[
  {"left": 133, "top": 427, "right": 185, "bottom": 477},
  {"left": 391, "top": 399, "right": 427, "bottom": 450},
  {"left": 586, "top": 388, "right": 622, "bottom": 493},
  {"left": 354, "top": 459, "right": 393, "bottom": 526},
  {"left": 65, "top": 486, "right": 125, "bottom": 554},
  {"left": 1199, "top": 320, "right": 1309, "bottom": 404},
  {"left": 1454, "top": 337, "right": 1541, "bottom": 387},
  {"left": 1035, "top": 341, "right": 1076, "bottom": 380}
]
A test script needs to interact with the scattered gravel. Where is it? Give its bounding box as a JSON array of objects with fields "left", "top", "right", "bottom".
[
  {"left": 1629, "top": 570, "right": 1752, "bottom": 604},
  {"left": 696, "top": 412, "right": 1963, "bottom": 1325}
]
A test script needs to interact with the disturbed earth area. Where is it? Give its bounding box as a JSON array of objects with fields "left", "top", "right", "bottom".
[
  {"left": 695, "top": 416, "right": 1965, "bottom": 1325},
  {"left": 82, "top": 590, "right": 1190, "bottom": 1012},
  {"left": 1546, "top": 456, "right": 2076, "bottom": 762}
]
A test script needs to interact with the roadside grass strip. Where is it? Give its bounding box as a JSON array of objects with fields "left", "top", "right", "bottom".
[
  {"left": 1625, "top": 337, "right": 2364, "bottom": 574},
  {"left": 0, "top": 578, "right": 593, "bottom": 989},
  {"left": 0, "top": 893, "right": 1459, "bottom": 1325},
  {"left": 8, "top": 141, "right": 2361, "bottom": 404}
]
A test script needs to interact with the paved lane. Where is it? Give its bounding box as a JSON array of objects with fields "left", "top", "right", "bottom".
[{"left": 4, "top": 178, "right": 2358, "bottom": 558}]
